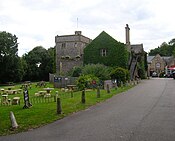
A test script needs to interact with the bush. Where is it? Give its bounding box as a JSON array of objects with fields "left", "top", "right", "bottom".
[
  {"left": 76, "top": 74, "right": 99, "bottom": 90},
  {"left": 67, "top": 66, "right": 82, "bottom": 77},
  {"left": 110, "top": 67, "right": 129, "bottom": 84},
  {"left": 81, "top": 64, "right": 111, "bottom": 80}
]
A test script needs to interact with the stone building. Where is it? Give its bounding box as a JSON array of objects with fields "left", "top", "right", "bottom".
[
  {"left": 55, "top": 31, "right": 91, "bottom": 75},
  {"left": 126, "top": 24, "right": 147, "bottom": 80},
  {"left": 83, "top": 31, "right": 128, "bottom": 68},
  {"left": 55, "top": 25, "right": 146, "bottom": 80},
  {"left": 147, "top": 54, "right": 175, "bottom": 76}
]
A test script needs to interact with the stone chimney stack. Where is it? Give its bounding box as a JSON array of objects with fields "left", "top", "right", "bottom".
[
  {"left": 75, "top": 31, "right": 82, "bottom": 35},
  {"left": 125, "top": 24, "right": 131, "bottom": 51}
]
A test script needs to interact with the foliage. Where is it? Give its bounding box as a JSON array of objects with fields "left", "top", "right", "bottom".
[
  {"left": 67, "top": 66, "right": 82, "bottom": 77},
  {"left": 149, "top": 39, "right": 175, "bottom": 56},
  {"left": 81, "top": 64, "right": 111, "bottom": 80},
  {"left": 76, "top": 74, "right": 99, "bottom": 90},
  {"left": 110, "top": 67, "right": 129, "bottom": 83},
  {"left": 125, "top": 69, "right": 130, "bottom": 81},
  {"left": 84, "top": 31, "right": 128, "bottom": 69},
  {"left": 137, "top": 54, "right": 147, "bottom": 79},
  {"left": 68, "top": 64, "right": 111, "bottom": 81},
  {"left": 22, "top": 46, "right": 54, "bottom": 81},
  {"left": 48, "top": 47, "right": 56, "bottom": 73},
  {"left": 0, "top": 31, "right": 23, "bottom": 83}
]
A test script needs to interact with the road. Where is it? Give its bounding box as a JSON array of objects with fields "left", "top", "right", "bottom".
[{"left": 1, "top": 78, "right": 175, "bottom": 141}]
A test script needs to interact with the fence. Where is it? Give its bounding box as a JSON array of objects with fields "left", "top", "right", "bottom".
[{"left": 0, "top": 96, "right": 55, "bottom": 106}]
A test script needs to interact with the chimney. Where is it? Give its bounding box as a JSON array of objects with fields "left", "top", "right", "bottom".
[
  {"left": 125, "top": 24, "right": 131, "bottom": 51},
  {"left": 75, "top": 31, "right": 82, "bottom": 35}
]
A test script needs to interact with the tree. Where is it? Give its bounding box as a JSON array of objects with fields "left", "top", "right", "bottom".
[
  {"left": 22, "top": 46, "right": 54, "bottom": 81},
  {"left": 149, "top": 39, "right": 175, "bottom": 56},
  {"left": 0, "top": 31, "right": 23, "bottom": 83},
  {"left": 48, "top": 47, "right": 56, "bottom": 73}
]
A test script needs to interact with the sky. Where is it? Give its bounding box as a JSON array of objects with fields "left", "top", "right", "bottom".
[{"left": 1, "top": 0, "right": 175, "bottom": 56}]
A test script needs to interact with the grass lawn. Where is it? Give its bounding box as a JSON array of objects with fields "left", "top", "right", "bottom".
[{"left": 0, "top": 82, "right": 133, "bottom": 136}]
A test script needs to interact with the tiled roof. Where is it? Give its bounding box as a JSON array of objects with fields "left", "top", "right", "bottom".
[{"left": 147, "top": 56, "right": 155, "bottom": 63}]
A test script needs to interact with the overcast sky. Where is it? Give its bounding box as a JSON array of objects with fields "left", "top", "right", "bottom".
[{"left": 1, "top": 0, "right": 175, "bottom": 56}]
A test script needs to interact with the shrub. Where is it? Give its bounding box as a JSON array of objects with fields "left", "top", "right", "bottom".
[
  {"left": 67, "top": 66, "right": 82, "bottom": 77},
  {"left": 81, "top": 64, "right": 111, "bottom": 80},
  {"left": 76, "top": 74, "right": 99, "bottom": 90},
  {"left": 110, "top": 67, "right": 129, "bottom": 84}
]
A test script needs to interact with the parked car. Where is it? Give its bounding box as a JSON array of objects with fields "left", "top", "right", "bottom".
[{"left": 172, "top": 71, "right": 175, "bottom": 79}]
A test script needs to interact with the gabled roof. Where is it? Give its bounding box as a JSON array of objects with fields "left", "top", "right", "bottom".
[
  {"left": 147, "top": 56, "right": 155, "bottom": 63},
  {"left": 147, "top": 54, "right": 173, "bottom": 63},
  {"left": 92, "top": 31, "right": 119, "bottom": 44},
  {"left": 85, "top": 31, "right": 124, "bottom": 50}
]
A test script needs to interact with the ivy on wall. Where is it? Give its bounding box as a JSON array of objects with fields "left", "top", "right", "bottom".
[
  {"left": 137, "top": 52, "right": 147, "bottom": 79},
  {"left": 83, "top": 31, "right": 128, "bottom": 69}
]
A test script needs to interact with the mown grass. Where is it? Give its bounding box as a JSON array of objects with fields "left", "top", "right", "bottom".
[{"left": 0, "top": 83, "right": 133, "bottom": 136}]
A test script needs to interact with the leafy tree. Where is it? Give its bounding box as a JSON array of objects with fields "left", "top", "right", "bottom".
[
  {"left": 48, "top": 47, "right": 56, "bottom": 73},
  {"left": 23, "top": 46, "right": 54, "bottom": 81},
  {"left": 149, "top": 39, "right": 175, "bottom": 56},
  {"left": 0, "top": 31, "right": 23, "bottom": 83},
  {"left": 169, "top": 38, "right": 175, "bottom": 46}
]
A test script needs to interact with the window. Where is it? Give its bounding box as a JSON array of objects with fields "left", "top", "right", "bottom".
[
  {"left": 155, "top": 62, "right": 161, "bottom": 68},
  {"left": 101, "top": 49, "right": 107, "bottom": 57},
  {"left": 61, "top": 43, "right": 66, "bottom": 48},
  {"left": 74, "top": 42, "right": 77, "bottom": 47}
]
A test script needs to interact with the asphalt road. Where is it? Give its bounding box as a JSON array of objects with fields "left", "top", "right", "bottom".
[{"left": 1, "top": 78, "right": 175, "bottom": 141}]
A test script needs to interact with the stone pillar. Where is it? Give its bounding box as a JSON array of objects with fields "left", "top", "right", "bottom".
[
  {"left": 125, "top": 24, "right": 131, "bottom": 51},
  {"left": 10, "top": 111, "right": 18, "bottom": 129}
]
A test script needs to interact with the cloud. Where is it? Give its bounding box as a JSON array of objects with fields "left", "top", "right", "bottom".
[{"left": 0, "top": 0, "right": 175, "bottom": 56}]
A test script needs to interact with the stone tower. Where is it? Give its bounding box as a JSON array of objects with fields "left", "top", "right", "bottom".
[{"left": 55, "top": 31, "right": 91, "bottom": 75}]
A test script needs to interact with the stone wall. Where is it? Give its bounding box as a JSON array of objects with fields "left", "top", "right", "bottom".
[
  {"left": 55, "top": 31, "right": 91, "bottom": 75},
  {"left": 148, "top": 54, "right": 165, "bottom": 76},
  {"left": 60, "top": 59, "right": 83, "bottom": 75}
]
